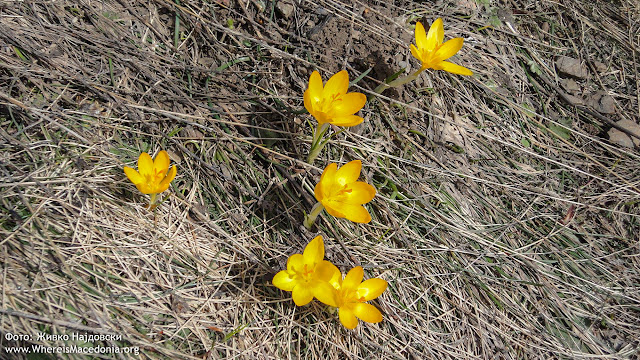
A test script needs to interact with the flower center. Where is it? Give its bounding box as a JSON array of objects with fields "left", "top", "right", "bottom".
[
  {"left": 336, "top": 286, "right": 364, "bottom": 307},
  {"left": 329, "top": 184, "right": 352, "bottom": 201},
  {"left": 317, "top": 93, "right": 342, "bottom": 113}
]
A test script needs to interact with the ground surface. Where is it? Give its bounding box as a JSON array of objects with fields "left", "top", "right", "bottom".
[{"left": 1, "top": 0, "right": 639, "bottom": 359}]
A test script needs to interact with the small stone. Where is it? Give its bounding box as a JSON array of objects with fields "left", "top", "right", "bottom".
[
  {"left": 315, "top": 7, "right": 329, "bottom": 16},
  {"left": 589, "top": 91, "right": 616, "bottom": 114},
  {"left": 562, "top": 79, "right": 581, "bottom": 94},
  {"left": 608, "top": 119, "right": 640, "bottom": 148},
  {"left": 564, "top": 93, "right": 584, "bottom": 106},
  {"left": 556, "top": 56, "right": 588, "bottom": 79},
  {"left": 275, "top": 1, "right": 295, "bottom": 19},
  {"left": 541, "top": 22, "right": 550, "bottom": 33},
  {"left": 306, "top": 20, "right": 315, "bottom": 28},
  {"left": 593, "top": 61, "right": 608, "bottom": 73}
]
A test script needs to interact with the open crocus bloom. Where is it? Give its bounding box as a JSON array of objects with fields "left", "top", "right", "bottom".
[
  {"left": 314, "top": 160, "right": 376, "bottom": 223},
  {"left": 272, "top": 236, "right": 341, "bottom": 306},
  {"left": 324, "top": 266, "right": 388, "bottom": 329},
  {"left": 124, "top": 150, "right": 177, "bottom": 195},
  {"left": 410, "top": 18, "right": 473, "bottom": 76},
  {"left": 303, "top": 70, "right": 367, "bottom": 127}
]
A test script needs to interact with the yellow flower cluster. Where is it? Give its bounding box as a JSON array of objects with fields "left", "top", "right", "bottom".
[
  {"left": 120, "top": 17, "right": 472, "bottom": 331},
  {"left": 273, "top": 236, "right": 388, "bottom": 329}
]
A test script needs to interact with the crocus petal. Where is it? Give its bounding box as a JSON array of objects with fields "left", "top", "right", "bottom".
[
  {"left": 426, "top": 18, "right": 444, "bottom": 49},
  {"left": 352, "top": 303, "right": 383, "bottom": 324},
  {"left": 410, "top": 43, "right": 423, "bottom": 63},
  {"left": 303, "top": 235, "right": 324, "bottom": 266},
  {"left": 137, "top": 152, "right": 154, "bottom": 176},
  {"left": 414, "top": 21, "right": 427, "bottom": 50},
  {"left": 438, "top": 61, "right": 473, "bottom": 76},
  {"left": 358, "top": 278, "right": 388, "bottom": 301},
  {"left": 315, "top": 260, "right": 340, "bottom": 282},
  {"left": 343, "top": 266, "right": 364, "bottom": 290},
  {"left": 307, "top": 71, "right": 324, "bottom": 101},
  {"left": 124, "top": 167, "right": 143, "bottom": 185},
  {"left": 272, "top": 270, "right": 296, "bottom": 292},
  {"left": 323, "top": 202, "right": 346, "bottom": 219},
  {"left": 292, "top": 285, "right": 314, "bottom": 306},
  {"left": 433, "top": 37, "right": 464, "bottom": 63},
  {"left": 339, "top": 307, "right": 359, "bottom": 329},
  {"left": 341, "top": 204, "right": 372, "bottom": 223},
  {"left": 153, "top": 150, "right": 170, "bottom": 175},
  {"left": 328, "top": 93, "right": 366, "bottom": 117},
  {"left": 328, "top": 115, "right": 364, "bottom": 127},
  {"left": 345, "top": 182, "right": 376, "bottom": 204},
  {"left": 287, "top": 253, "right": 304, "bottom": 273},
  {"left": 313, "top": 281, "right": 338, "bottom": 307},
  {"left": 335, "top": 160, "right": 362, "bottom": 186},
  {"left": 323, "top": 70, "right": 349, "bottom": 97},
  {"left": 158, "top": 165, "right": 177, "bottom": 193},
  {"left": 303, "top": 89, "right": 314, "bottom": 114},
  {"left": 315, "top": 163, "right": 338, "bottom": 201},
  {"left": 136, "top": 183, "right": 154, "bottom": 195}
]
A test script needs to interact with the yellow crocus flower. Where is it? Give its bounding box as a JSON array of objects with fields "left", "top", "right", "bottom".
[
  {"left": 123, "top": 150, "right": 177, "bottom": 205},
  {"left": 319, "top": 266, "right": 388, "bottom": 329},
  {"left": 410, "top": 18, "right": 473, "bottom": 76},
  {"left": 272, "top": 235, "right": 341, "bottom": 306},
  {"left": 303, "top": 70, "right": 367, "bottom": 163},
  {"left": 304, "top": 70, "right": 366, "bottom": 127},
  {"left": 305, "top": 160, "right": 376, "bottom": 227}
]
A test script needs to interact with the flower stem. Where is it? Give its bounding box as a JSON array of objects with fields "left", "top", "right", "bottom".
[
  {"left": 148, "top": 193, "right": 158, "bottom": 210},
  {"left": 304, "top": 202, "right": 325, "bottom": 229},
  {"left": 307, "top": 123, "right": 330, "bottom": 164},
  {"left": 373, "top": 68, "right": 425, "bottom": 95}
]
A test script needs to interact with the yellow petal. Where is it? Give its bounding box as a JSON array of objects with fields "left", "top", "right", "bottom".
[
  {"left": 426, "top": 18, "right": 444, "bottom": 49},
  {"left": 358, "top": 278, "right": 388, "bottom": 301},
  {"left": 335, "top": 160, "right": 362, "bottom": 186},
  {"left": 315, "top": 260, "right": 340, "bottom": 282},
  {"left": 328, "top": 115, "right": 364, "bottom": 127},
  {"left": 158, "top": 165, "right": 177, "bottom": 193},
  {"left": 343, "top": 266, "right": 364, "bottom": 290},
  {"left": 323, "top": 202, "right": 346, "bottom": 219},
  {"left": 137, "top": 152, "right": 153, "bottom": 176},
  {"left": 342, "top": 203, "right": 372, "bottom": 223},
  {"left": 287, "top": 253, "right": 304, "bottom": 273},
  {"left": 339, "top": 307, "right": 358, "bottom": 329},
  {"left": 313, "top": 281, "right": 338, "bottom": 307},
  {"left": 303, "top": 89, "right": 314, "bottom": 114},
  {"left": 315, "top": 163, "right": 338, "bottom": 202},
  {"left": 124, "top": 167, "right": 143, "bottom": 185},
  {"left": 303, "top": 235, "right": 324, "bottom": 266},
  {"left": 329, "top": 266, "right": 342, "bottom": 289},
  {"left": 353, "top": 303, "right": 383, "bottom": 324},
  {"left": 328, "top": 93, "right": 366, "bottom": 117},
  {"left": 345, "top": 182, "right": 376, "bottom": 205},
  {"left": 272, "top": 270, "right": 296, "bottom": 291},
  {"left": 323, "top": 70, "right": 349, "bottom": 97},
  {"left": 307, "top": 71, "right": 324, "bottom": 99},
  {"left": 136, "top": 183, "right": 155, "bottom": 195},
  {"left": 292, "top": 285, "right": 314, "bottom": 306},
  {"left": 414, "top": 21, "right": 427, "bottom": 50},
  {"left": 433, "top": 37, "right": 463, "bottom": 63},
  {"left": 410, "top": 43, "right": 423, "bottom": 63},
  {"left": 154, "top": 150, "right": 170, "bottom": 174},
  {"left": 438, "top": 61, "right": 473, "bottom": 76}
]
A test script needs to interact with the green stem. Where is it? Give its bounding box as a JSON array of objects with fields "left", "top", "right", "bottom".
[
  {"left": 307, "top": 123, "right": 330, "bottom": 164},
  {"left": 373, "top": 68, "right": 425, "bottom": 94},
  {"left": 149, "top": 193, "right": 158, "bottom": 207},
  {"left": 304, "top": 202, "right": 325, "bottom": 229}
]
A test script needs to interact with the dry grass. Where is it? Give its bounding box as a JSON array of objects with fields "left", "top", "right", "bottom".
[{"left": 1, "top": 0, "right": 639, "bottom": 359}]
